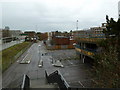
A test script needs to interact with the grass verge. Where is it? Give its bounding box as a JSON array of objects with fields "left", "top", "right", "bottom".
[{"left": 0, "top": 42, "right": 32, "bottom": 73}]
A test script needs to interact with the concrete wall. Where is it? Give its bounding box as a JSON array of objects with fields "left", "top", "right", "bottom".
[{"left": 46, "top": 45, "right": 74, "bottom": 50}]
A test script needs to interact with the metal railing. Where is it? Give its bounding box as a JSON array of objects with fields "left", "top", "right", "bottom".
[
  {"left": 45, "top": 70, "right": 69, "bottom": 90},
  {"left": 75, "top": 45, "right": 97, "bottom": 53},
  {"left": 21, "top": 74, "right": 30, "bottom": 90}
]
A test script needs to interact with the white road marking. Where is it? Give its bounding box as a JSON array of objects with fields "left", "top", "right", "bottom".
[
  {"left": 17, "top": 60, "right": 20, "bottom": 62},
  {"left": 78, "top": 81, "right": 85, "bottom": 87},
  {"left": 91, "top": 79, "right": 98, "bottom": 84},
  {"left": 22, "top": 53, "right": 28, "bottom": 61},
  {"left": 68, "top": 60, "right": 73, "bottom": 65},
  {"left": 27, "top": 55, "right": 32, "bottom": 64}
]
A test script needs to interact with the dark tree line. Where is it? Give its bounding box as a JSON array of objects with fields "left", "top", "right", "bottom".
[
  {"left": 103, "top": 15, "right": 120, "bottom": 38},
  {"left": 93, "top": 16, "right": 120, "bottom": 88},
  {"left": 103, "top": 15, "right": 120, "bottom": 60}
]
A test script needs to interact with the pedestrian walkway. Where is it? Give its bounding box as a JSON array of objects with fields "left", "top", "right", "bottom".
[{"left": 30, "top": 78, "right": 58, "bottom": 88}]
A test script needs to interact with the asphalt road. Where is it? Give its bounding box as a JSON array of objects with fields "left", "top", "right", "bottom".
[
  {"left": 2, "top": 41, "right": 94, "bottom": 88},
  {"left": 2, "top": 41, "right": 40, "bottom": 88}
]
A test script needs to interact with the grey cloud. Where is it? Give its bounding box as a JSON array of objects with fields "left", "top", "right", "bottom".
[{"left": 2, "top": 0, "right": 120, "bottom": 32}]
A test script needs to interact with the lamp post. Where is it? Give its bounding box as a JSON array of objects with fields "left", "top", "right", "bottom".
[{"left": 76, "top": 20, "right": 78, "bottom": 30}]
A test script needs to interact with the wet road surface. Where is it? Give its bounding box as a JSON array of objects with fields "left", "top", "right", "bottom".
[{"left": 2, "top": 41, "right": 94, "bottom": 88}]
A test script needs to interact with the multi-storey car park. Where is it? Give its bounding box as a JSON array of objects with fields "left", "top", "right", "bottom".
[{"left": 73, "top": 23, "right": 106, "bottom": 65}]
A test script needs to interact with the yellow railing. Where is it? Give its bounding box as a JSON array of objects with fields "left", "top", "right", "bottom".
[{"left": 75, "top": 47, "right": 94, "bottom": 56}]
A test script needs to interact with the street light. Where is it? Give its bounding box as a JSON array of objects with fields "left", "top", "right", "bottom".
[{"left": 76, "top": 20, "right": 78, "bottom": 30}]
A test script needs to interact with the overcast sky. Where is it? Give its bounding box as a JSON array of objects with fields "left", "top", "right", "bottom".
[{"left": 1, "top": 0, "right": 120, "bottom": 32}]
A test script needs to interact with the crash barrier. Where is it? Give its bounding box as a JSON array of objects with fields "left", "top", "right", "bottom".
[
  {"left": 45, "top": 70, "right": 69, "bottom": 90},
  {"left": 21, "top": 74, "right": 30, "bottom": 90}
]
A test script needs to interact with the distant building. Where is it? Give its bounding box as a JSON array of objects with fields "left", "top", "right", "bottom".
[
  {"left": 2, "top": 29, "right": 11, "bottom": 38},
  {"left": 2, "top": 26, "right": 22, "bottom": 38},
  {"left": 19, "top": 33, "right": 28, "bottom": 41},
  {"left": 90, "top": 26, "right": 105, "bottom": 38},
  {"left": 48, "top": 32, "right": 52, "bottom": 41},
  {"left": 73, "top": 23, "right": 106, "bottom": 39},
  {"left": 51, "top": 31, "right": 69, "bottom": 37},
  {"left": 24, "top": 31, "right": 36, "bottom": 37},
  {"left": 52, "top": 36, "right": 70, "bottom": 45},
  {"left": 2, "top": 29, "right": 22, "bottom": 38},
  {"left": 1, "top": 27, "right": 23, "bottom": 43},
  {"left": 73, "top": 29, "right": 91, "bottom": 39},
  {"left": 10, "top": 30, "right": 22, "bottom": 39},
  {"left": 38, "top": 32, "right": 48, "bottom": 41},
  {"left": 118, "top": 1, "right": 120, "bottom": 18},
  {"left": 24, "top": 31, "right": 38, "bottom": 42},
  {"left": 2, "top": 27, "right": 11, "bottom": 37}
]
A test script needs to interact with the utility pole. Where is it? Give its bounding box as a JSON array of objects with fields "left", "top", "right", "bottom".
[{"left": 76, "top": 20, "right": 78, "bottom": 30}]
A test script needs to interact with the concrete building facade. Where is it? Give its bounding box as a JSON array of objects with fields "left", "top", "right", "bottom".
[
  {"left": 90, "top": 27, "right": 105, "bottom": 38},
  {"left": 73, "top": 29, "right": 91, "bottom": 40},
  {"left": 10, "top": 30, "right": 22, "bottom": 39},
  {"left": 73, "top": 23, "right": 106, "bottom": 40}
]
